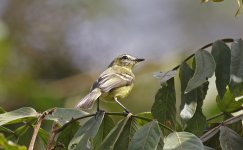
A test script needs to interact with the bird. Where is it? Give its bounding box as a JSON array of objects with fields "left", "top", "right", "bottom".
[{"left": 76, "top": 54, "right": 144, "bottom": 113}]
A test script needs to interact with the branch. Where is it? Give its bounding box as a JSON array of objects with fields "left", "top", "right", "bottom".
[
  {"left": 200, "top": 113, "right": 243, "bottom": 142},
  {"left": 28, "top": 109, "right": 55, "bottom": 150},
  {"left": 172, "top": 38, "right": 234, "bottom": 70},
  {"left": 206, "top": 106, "right": 243, "bottom": 122}
]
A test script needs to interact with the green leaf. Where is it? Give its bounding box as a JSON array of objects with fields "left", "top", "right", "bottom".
[
  {"left": 114, "top": 117, "right": 138, "bottom": 150},
  {"left": 185, "top": 82, "right": 208, "bottom": 136},
  {"left": 164, "top": 132, "right": 204, "bottom": 150},
  {"left": 135, "top": 112, "right": 153, "bottom": 126},
  {"left": 0, "top": 107, "right": 38, "bottom": 126},
  {"left": 179, "top": 62, "right": 198, "bottom": 121},
  {"left": 128, "top": 120, "right": 162, "bottom": 150},
  {"left": 185, "top": 50, "right": 216, "bottom": 93},
  {"left": 98, "top": 114, "right": 132, "bottom": 150},
  {"left": 56, "top": 121, "right": 80, "bottom": 150},
  {"left": 216, "top": 89, "right": 243, "bottom": 112},
  {"left": 0, "top": 133, "right": 27, "bottom": 150},
  {"left": 230, "top": 39, "right": 243, "bottom": 96},
  {"left": 0, "top": 107, "right": 5, "bottom": 114},
  {"left": 219, "top": 126, "right": 243, "bottom": 150},
  {"left": 151, "top": 78, "right": 176, "bottom": 129},
  {"left": 93, "top": 115, "right": 115, "bottom": 149},
  {"left": 153, "top": 70, "right": 177, "bottom": 85},
  {"left": 45, "top": 108, "right": 88, "bottom": 126},
  {"left": 68, "top": 111, "right": 104, "bottom": 150},
  {"left": 204, "top": 146, "right": 215, "bottom": 150},
  {"left": 38, "top": 128, "right": 49, "bottom": 147},
  {"left": 211, "top": 40, "right": 231, "bottom": 98},
  {"left": 0, "top": 126, "right": 15, "bottom": 135},
  {"left": 230, "top": 39, "right": 243, "bottom": 81},
  {"left": 185, "top": 110, "right": 206, "bottom": 136}
]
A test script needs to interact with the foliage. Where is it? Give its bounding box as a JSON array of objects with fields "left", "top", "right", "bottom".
[{"left": 1, "top": 39, "right": 243, "bottom": 150}]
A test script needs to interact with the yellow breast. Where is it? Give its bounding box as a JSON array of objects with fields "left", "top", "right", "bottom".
[{"left": 100, "top": 84, "right": 134, "bottom": 102}]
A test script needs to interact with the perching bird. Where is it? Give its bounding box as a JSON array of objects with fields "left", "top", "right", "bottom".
[{"left": 76, "top": 54, "right": 144, "bottom": 113}]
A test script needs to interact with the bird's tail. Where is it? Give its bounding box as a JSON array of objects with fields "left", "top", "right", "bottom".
[{"left": 76, "top": 88, "right": 102, "bottom": 110}]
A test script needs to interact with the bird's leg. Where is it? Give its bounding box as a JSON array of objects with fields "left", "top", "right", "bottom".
[{"left": 114, "top": 97, "right": 130, "bottom": 114}]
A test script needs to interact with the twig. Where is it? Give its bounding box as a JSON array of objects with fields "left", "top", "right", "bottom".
[
  {"left": 28, "top": 109, "right": 55, "bottom": 150},
  {"left": 206, "top": 106, "right": 243, "bottom": 122},
  {"left": 200, "top": 113, "right": 243, "bottom": 142},
  {"left": 172, "top": 38, "right": 234, "bottom": 70}
]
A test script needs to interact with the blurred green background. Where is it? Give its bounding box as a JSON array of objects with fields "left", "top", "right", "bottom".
[{"left": 0, "top": 0, "right": 243, "bottom": 116}]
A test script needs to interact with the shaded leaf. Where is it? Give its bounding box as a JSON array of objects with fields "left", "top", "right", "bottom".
[
  {"left": 185, "top": 110, "right": 206, "bottom": 136},
  {"left": 230, "top": 39, "right": 243, "bottom": 82},
  {"left": 38, "top": 128, "right": 49, "bottom": 147},
  {"left": 0, "top": 107, "right": 38, "bottom": 126},
  {"left": 211, "top": 40, "right": 231, "bottom": 98},
  {"left": 98, "top": 114, "right": 132, "bottom": 150},
  {"left": 219, "top": 126, "right": 243, "bottom": 150},
  {"left": 151, "top": 78, "right": 176, "bottom": 129},
  {"left": 128, "top": 120, "right": 162, "bottom": 150},
  {"left": 153, "top": 70, "right": 177, "bottom": 85},
  {"left": 45, "top": 108, "right": 88, "bottom": 126},
  {"left": 56, "top": 121, "right": 80, "bottom": 150},
  {"left": 216, "top": 89, "right": 243, "bottom": 112},
  {"left": 0, "top": 126, "right": 15, "bottom": 135},
  {"left": 230, "top": 39, "right": 243, "bottom": 96},
  {"left": 164, "top": 132, "right": 204, "bottom": 150},
  {"left": 93, "top": 115, "right": 114, "bottom": 149},
  {"left": 114, "top": 117, "right": 138, "bottom": 150},
  {"left": 204, "top": 146, "right": 215, "bottom": 150},
  {"left": 68, "top": 111, "right": 104, "bottom": 150},
  {"left": 0, "top": 133, "right": 27, "bottom": 150},
  {"left": 185, "top": 50, "right": 215, "bottom": 93},
  {"left": 179, "top": 62, "right": 197, "bottom": 121}
]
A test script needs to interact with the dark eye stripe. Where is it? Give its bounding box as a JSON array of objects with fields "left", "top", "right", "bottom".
[{"left": 121, "top": 55, "right": 128, "bottom": 59}]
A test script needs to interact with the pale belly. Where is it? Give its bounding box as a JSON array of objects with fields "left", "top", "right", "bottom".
[{"left": 100, "top": 84, "right": 134, "bottom": 102}]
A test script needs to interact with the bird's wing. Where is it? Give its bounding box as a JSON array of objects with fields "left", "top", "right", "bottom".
[{"left": 92, "top": 71, "right": 134, "bottom": 93}]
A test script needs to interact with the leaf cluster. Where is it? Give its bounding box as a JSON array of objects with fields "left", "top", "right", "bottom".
[{"left": 1, "top": 39, "right": 243, "bottom": 150}]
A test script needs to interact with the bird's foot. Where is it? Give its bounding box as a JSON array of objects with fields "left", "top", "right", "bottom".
[
  {"left": 123, "top": 109, "right": 131, "bottom": 116},
  {"left": 95, "top": 109, "right": 104, "bottom": 120}
]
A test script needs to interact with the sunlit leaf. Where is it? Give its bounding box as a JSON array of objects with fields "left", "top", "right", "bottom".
[
  {"left": 152, "top": 78, "right": 176, "bottom": 129},
  {"left": 185, "top": 50, "right": 215, "bottom": 93},
  {"left": 93, "top": 115, "right": 115, "bottom": 149},
  {"left": 128, "top": 120, "right": 162, "bottom": 150},
  {"left": 135, "top": 112, "right": 153, "bottom": 126},
  {"left": 216, "top": 89, "right": 243, "bottom": 112},
  {"left": 68, "top": 111, "right": 104, "bottom": 150},
  {"left": 0, "top": 107, "right": 38, "bottom": 126},
  {"left": 211, "top": 40, "right": 231, "bottom": 98},
  {"left": 219, "top": 126, "right": 243, "bottom": 150},
  {"left": 164, "top": 132, "right": 204, "bottom": 150},
  {"left": 45, "top": 108, "right": 88, "bottom": 126},
  {"left": 98, "top": 114, "right": 132, "bottom": 150},
  {"left": 0, "top": 133, "right": 27, "bottom": 150},
  {"left": 179, "top": 62, "right": 197, "bottom": 121}
]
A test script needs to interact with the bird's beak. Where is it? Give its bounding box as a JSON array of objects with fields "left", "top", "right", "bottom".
[{"left": 135, "top": 58, "right": 145, "bottom": 62}]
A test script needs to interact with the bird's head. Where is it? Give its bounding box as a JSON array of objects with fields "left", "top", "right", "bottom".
[{"left": 109, "top": 54, "right": 144, "bottom": 69}]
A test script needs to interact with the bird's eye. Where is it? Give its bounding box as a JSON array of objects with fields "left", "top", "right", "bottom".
[{"left": 121, "top": 55, "right": 128, "bottom": 59}]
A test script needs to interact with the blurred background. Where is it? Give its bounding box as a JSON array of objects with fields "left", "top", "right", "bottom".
[{"left": 0, "top": 0, "right": 243, "bottom": 116}]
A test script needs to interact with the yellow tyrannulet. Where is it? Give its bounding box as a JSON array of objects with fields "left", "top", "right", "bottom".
[{"left": 76, "top": 54, "right": 144, "bottom": 113}]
